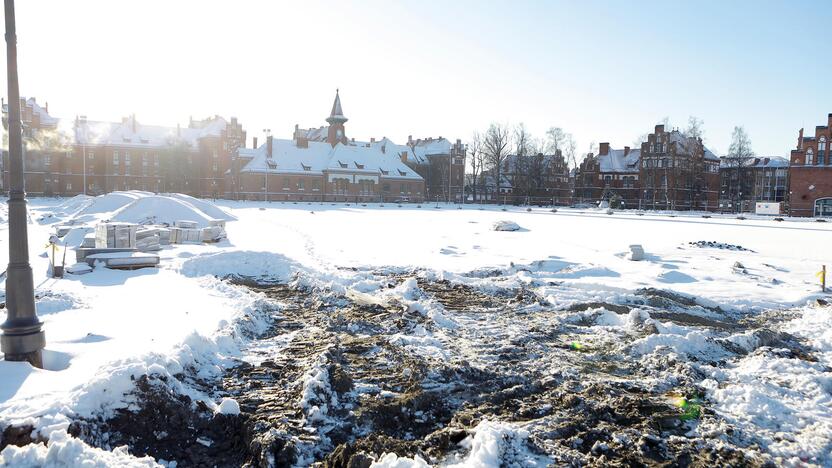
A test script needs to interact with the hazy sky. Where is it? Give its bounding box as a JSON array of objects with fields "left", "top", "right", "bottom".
[{"left": 3, "top": 0, "right": 830, "bottom": 157}]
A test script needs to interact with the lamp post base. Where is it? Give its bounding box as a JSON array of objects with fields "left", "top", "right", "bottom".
[{"left": 1, "top": 330, "right": 46, "bottom": 367}]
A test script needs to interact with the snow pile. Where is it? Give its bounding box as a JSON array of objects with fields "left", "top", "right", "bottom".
[
  {"left": 75, "top": 191, "right": 147, "bottom": 220},
  {"left": 111, "top": 196, "right": 220, "bottom": 227},
  {"left": 492, "top": 220, "right": 522, "bottom": 232},
  {"left": 371, "top": 453, "right": 430, "bottom": 468},
  {"left": 0, "top": 430, "right": 159, "bottom": 467},
  {"left": 217, "top": 397, "right": 241, "bottom": 415},
  {"left": 700, "top": 305, "right": 832, "bottom": 465},
  {"left": 298, "top": 353, "right": 336, "bottom": 427},
  {"left": 445, "top": 420, "right": 550, "bottom": 467},
  {"left": 179, "top": 251, "right": 302, "bottom": 281},
  {"left": 168, "top": 193, "right": 236, "bottom": 221}
]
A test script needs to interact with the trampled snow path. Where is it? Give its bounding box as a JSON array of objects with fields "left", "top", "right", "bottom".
[{"left": 1, "top": 196, "right": 831, "bottom": 466}]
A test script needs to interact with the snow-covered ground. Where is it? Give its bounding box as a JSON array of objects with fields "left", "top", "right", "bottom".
[{"left": 1, "top": 194, "right": 831, "bottom": 466}]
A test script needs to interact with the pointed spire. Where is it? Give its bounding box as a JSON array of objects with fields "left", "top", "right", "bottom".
[{"left": 327, "top": 89, "right": 347, "bottom": 123}]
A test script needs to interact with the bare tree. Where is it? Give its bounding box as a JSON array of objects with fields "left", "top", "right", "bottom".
[
  {"left": 564, "top": 134, "right": 577, "bottom": 170},
  {"left": 468, "top": 131, "right": 484, "bottom": 202},
  {"left": 514, "top": 123, "right": 535, "bottom": 199},
  {"left": 725, "top": 126, "right": 755, "bottom": 211},
  {"left": 483, "top": 123, "right": 511, "bottom": 203}
]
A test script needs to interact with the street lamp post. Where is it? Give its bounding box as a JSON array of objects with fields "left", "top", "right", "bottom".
[{"left": 2, "top": 0, "right": 45, "bottom": 367}]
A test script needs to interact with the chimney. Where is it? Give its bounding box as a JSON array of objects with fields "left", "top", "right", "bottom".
[
  {"left": 408, "top": 135, "right": 413, "bottom": 145},
  {"left": 253, "top": 136, "right": 258, "bottom": 149},
  {"left": 400, "top": 152, "right": 408, "bottom": 163},
  {"left": 370, "top": 137, "right": 375, "bottom": 143},
  {"left": 131, "top": 113, "right": 136, "bottom": 132},
  {"left": 624, "top": 146, "right": 630, "bottom": 156},
  {"left": 599, "top": 142, "right": 610, "bottom": 155},
  {"left": 45, "top": 101, "right": 48, "bottom": 113},
  {"left": 267, "top": 135, "right": 273, "bottom": 159},
  {"left": 176, "top": 123, "right": 181, "bottom": 137},
  {"left": 381, "top": 144, "right": 386, "bottom": 154},
  {"left": 798, "top": 128, "right": 804, "bottom": 150},
  {"left": 828, "top": 113, "right": 832, "bottom": 129},
  {"left": 655, "top": 124, "right": 665, "bottom": 134}
]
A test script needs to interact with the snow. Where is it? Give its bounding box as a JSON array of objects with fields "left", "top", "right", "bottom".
[
  {"left": 2, "top": 195, "right": 832, "bottom": 465},
  {"left": 240, "top": 139, "right": 423, "bottom": 181},
  {"left": 491, "top": 220, "right": 522, "bottom": 231},
  {"left": 0, "top": 430, "right": 159, "bottom": 467},
  {"left": 217, "top": 398, "right": 240, "bottom": 415}
]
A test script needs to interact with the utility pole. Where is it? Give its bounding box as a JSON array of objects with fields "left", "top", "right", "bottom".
[{"left": 2, "top": 0, "right": 45, "bottom": 368}]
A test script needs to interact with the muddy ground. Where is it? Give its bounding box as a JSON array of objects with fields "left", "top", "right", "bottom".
[{"left": 14, "top": 270, "right": 826, "bottom": 467}]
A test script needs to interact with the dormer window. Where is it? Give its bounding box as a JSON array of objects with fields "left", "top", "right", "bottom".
[
  {"left": 140, "top": 137, "right": 150, "bottom": 144},
  {"left": 122, "top": 136, "right": 131, "bottom": 143},
  {"left": 398, "top": 169, "right": 407, "bottom": 176},
  {"left": 301, "top": 163, "right": 311, "bottom": 171},
  {"left": 338, "top": 160, "right": 347, "bottom": 168},
  {"left": 380, "top": 169, "right": 389, "bottom": 175},
  {"left": 266, "top": 160, "right": 277, "bottom": 169},
  {"left": 354, "top": 161, "right": 364, "bottom": 169}
]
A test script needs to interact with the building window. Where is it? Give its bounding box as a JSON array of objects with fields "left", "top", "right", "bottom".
[
  {"left": 125, "top": 152, "right": 131, "bottom": 166},
  {"left": 400, "top": 183, "right": 406, "bottom": 194},
  {"left": 212, "top": 150, "right": 218, "bottom": 159},
  {"left": 806, "top": 148, "right": 814, "bottom": 165},
  {"left": 283, "top": 178, "right": 290, "bottom": 189},
  {"left": 113, "top": 151, "right": 120, "bottom": 165},
  {"left": 44, "top": 155, "right": 51, "bottom": 166},
  {"left": 88, "top": 151, "right": 94, "bottom": 160},
  {"left": 66, "top": 183, "right": 72, "bottom": 191},
  {"left": 298, "top": 179, "right": 305, "bottom": 190},
  {"left": 820, "top": 137, "right": 827, "bottom": 165},
  {"left": 142, "top": 153, "right": 148, "bottom": 166}
]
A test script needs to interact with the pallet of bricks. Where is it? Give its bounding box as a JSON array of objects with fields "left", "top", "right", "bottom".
[
  {"left": 170, "top": 220, "right": 202, "bottom": 244},
  {"left": 95, "top": 223, "right": 138, "bottom": 248}
]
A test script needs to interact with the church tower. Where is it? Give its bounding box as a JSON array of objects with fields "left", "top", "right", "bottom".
[{"left": 326, "top": 89, "right": 348, "bottom": 146}]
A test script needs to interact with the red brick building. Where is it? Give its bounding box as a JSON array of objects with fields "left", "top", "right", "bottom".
[
  {"left": 575, "top": 125, "right": 720, "bottom": 210},
  {"left": 639, "top": 125, "right": 720, "bottom": 210},
  {"left": 789, "top": 114, "right": 832, "bottom": 217},
  {"left": 229, "top": 91, "right": 425, "bottom": 202},
  {"left": 1, "top": 97, "right": 245, "bottom": 198},
  {"left": 575, "top": 143, "right": 640, "bottom": 207}
]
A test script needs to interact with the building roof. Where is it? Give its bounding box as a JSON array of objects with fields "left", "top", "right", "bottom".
[
  {"left": 719, "top": 156, "right": 789, "bottom": 169},
  {"left": 668, "top": 130, "right": 719, "bottom": 161},
  {"left": 239, "top": 138, "right": 423, "bottom": 181},
  {"left": 326, "top": 89, "right": 347, "bottom": 124},
  {"left": 598, "top": 148, "right": 641, "bottom": 173},
  {"left": 58, "top": 115, "right": 228, "bottom": 149}
]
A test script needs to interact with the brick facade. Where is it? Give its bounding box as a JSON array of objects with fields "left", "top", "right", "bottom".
[{"left": 787, "top": 114, "right": 832, "bottom": 217}]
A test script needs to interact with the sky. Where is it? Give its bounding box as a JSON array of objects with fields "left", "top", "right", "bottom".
[{"left": 2, "top": 0, "right": 831, "bottom": 159}]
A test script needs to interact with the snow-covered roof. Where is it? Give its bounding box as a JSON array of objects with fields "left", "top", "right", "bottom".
[
  {"left": 411, "top": 137, "right": 452, "bottom": 160},
  {"left": 668, "top": 130, "right": 719, "bottom": 161},
  {"left": 598, "top": 148, "right": 641, "bottom": 173},
  {"left": 239, "top": 138, "right": 423, "bottom": 180},
  {"left": 719, "top": 156, "right": 789, "bottom": 169},
  {"left": 25, "top": 98, "right": 59, "bottom": 127},
  {"left": 56, "top": 115, "right": 228, "bottom": 148}
]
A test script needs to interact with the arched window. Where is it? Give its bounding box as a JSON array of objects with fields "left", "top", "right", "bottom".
[
  {"left": 820, "top": 137, "right": 827, "bottom": 165},
  {"left": 806, "top": 148, "right": 814, "bottom": 165}
]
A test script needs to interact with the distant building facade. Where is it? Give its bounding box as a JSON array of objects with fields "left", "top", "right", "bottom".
[
  {"left": 575, "top": 143, "right": 640, "bottom": 207},
  {"left": 1, "top": 97, "right": 245, "bottom": 198},
  {"left": 789, "top": 114, "right": 832, "bottom": 217},
  {"left": 396, "top": 136, "right": 466, "bottom": 202},
  {"left": 229, "top": 91, "right": 425, "bottom": 202},
  {"left": 574, "top": 125, "right": 719, "bottom": 210},
  {"left": 639, "top": 124, "right": 720, "bottom": 210},
  {"left": 491, "top": 151, "right": 572, "bottom": 204},
  {"left": 718, "top": 156, "right": 789, "bottom": 213}
]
